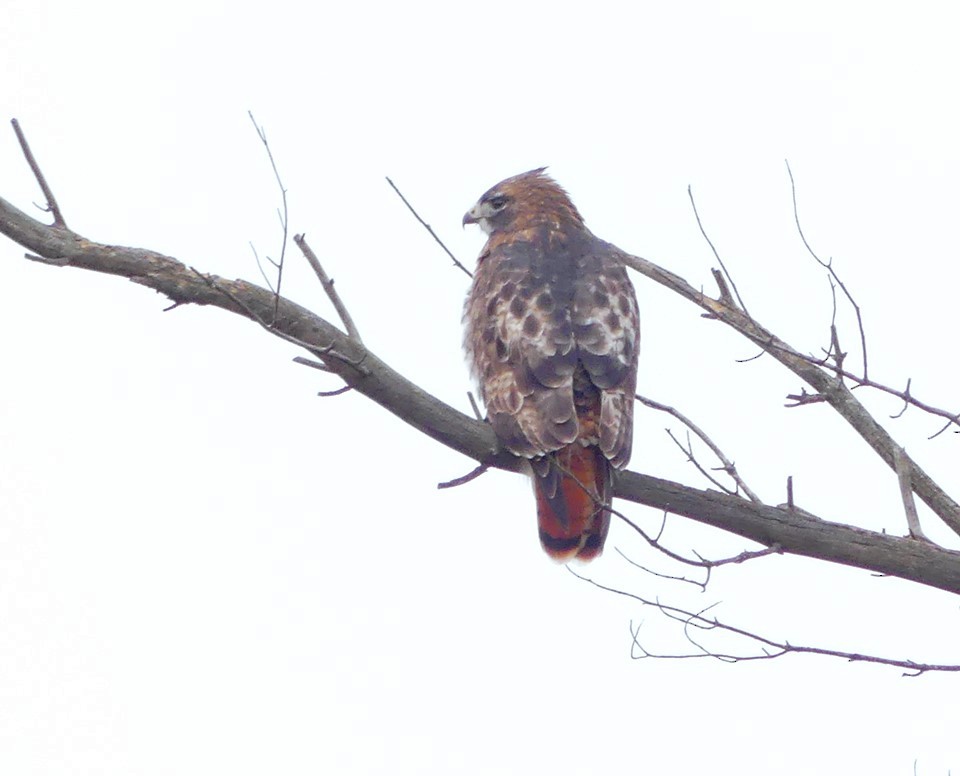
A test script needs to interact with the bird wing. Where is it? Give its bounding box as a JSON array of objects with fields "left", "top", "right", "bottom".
[{"left": 465, "top": 231, "right": 639, "bottom": 468}]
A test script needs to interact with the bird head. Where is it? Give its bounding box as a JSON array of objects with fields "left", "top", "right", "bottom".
[{"left": 463, "top": 168, "right": 584, "bottom": 236}]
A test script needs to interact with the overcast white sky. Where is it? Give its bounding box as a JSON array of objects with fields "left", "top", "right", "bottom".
[{"left": 2, "top": 1, "right": 959, "bottom": 773}]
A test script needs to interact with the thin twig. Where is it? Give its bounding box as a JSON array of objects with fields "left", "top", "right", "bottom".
[
  {"left": 787, "top": 159, "right": 869, "bottom": 379},
  {"left": 790, "top": 354, "right": 960, "bottom": 436},
  {"left": 189, "top": 267, "right": 369, "bottom": 374},
  {"left": 820, "top": 281, "right": 847, "bottom": 379},
  {"left": 294, "top": 233, "right": 363, "bottom": 343},
  {"left": 385, "top": 176, "right": 473, "bottom": 278},
  {"left": 928, "top": 417, "right": 960, "bottom": 441},
  {"left": 784, "top": 387, "right": 827, "bottom": 407},
  {"left": 292, "top": 356, "right": 331, "bottom": 372},
  {"left": 467, "top": 391, "right": 483, "bottom": 421},
  {"left": 688, "top": 185, "right": 749, "bottom": 315},
  {"left": 616, "top": 508, "right": 780, "bottom": 573},
  {"left": 653, "top": 512, "right": 668, "bottom": 543},
  {"left": 692, "top": 545, "right": 783, "bottom": 567},
  {"left": 438, "top": 463, "right": 489, "bottom": 489},
  {"left": 294, "top": 354, "right": 353, "bottom": 395},
  {"left": 614, "top": 547, "right": 708, "bottom": 590},
  {"left": 665, "top": 428, "right": 737, "bottom": 496},
  {"left": 891, "top": 378, "right": 912, "bottom": 420},
  {"left": 11, "top": 119, "right": 67, "bottom": 228},
  {"left": 248, "top": 112, "right": 289, "bottom": 322},
  {"left": 570, "top": 569, "right": 960, "bottom": 675},
  {"left": 637, "top": 393, "right": 761, "bottom": 503},
  {"left": 827, "top": 276, "right": 839, "bottom": 336},
  {"left": 828, "top": 322, "right": 846, "bottom": 375},
  {"left": 614, "top": 509, "right": 717, "bottom": 569},
  {"left": 618, "top": 526, "right": 780, "bottom": 589},
  {"left": 317, "top": 385, "right": 352, "bottom": 397},
  {"left": 250, "top": 241, "right": 276, "bottom": 293}
]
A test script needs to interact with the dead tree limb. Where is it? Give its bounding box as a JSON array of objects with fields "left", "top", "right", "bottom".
[
  {"left": 571, "top": 570, "right": 960, "bottom": 676},
  {"left": 637, "top": 393, "right": 761, "bottom": 503},
  {"left": 619, "top": 251, "right": 960, "bottom": 539},
  {"left": 2, "top": 121, "right": 960, "bottom": 600},
  {"left": 3, "top": 188, "right": 960, "bottom": 595}
]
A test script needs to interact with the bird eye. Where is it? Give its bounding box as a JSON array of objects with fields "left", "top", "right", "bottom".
[{"left": 488, "top": 195, "right": 509, "bottom": 211}]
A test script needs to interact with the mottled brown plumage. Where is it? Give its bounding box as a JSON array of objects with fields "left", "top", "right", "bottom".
[{"left": 463, "top": 169, "right": 640, "bottom": 561}]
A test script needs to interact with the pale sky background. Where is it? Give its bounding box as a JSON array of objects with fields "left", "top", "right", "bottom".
[{"left": 2, "top": 1, "right": 959, "bottom": 773}]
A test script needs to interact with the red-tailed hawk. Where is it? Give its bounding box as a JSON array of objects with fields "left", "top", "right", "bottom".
[{"left": 463, "top": 169, "right": 639, "bottom": 561}]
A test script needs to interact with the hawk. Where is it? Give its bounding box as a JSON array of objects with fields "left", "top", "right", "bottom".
[{"left": 463, "top": 169, "right": 640, "bottom": 561}]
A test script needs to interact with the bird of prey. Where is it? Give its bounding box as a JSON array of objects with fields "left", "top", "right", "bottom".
[{"left": 463, "top": 169, "right": 639, "bottom": 561}]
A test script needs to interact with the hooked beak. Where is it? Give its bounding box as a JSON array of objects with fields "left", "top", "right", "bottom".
[{"left": 462, "top": 207, "right": 479, "bottom": 228}]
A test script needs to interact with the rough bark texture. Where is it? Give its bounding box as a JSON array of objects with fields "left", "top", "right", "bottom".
[
  {"left": 621, "top": 253, "right": 960, "bottom": 537},
  {"left": 3, "top": 191, "right": 960, "bottom": 596}
]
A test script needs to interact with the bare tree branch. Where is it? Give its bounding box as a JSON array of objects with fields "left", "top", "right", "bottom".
[
  {"left": 618, "top": 250, "right": 960, "bottom": 539},
  {"left": 550, "top": 454, "right": 772, "bottom": 591},
  {"left": 316, "top": 385, "right": 353, "bottom": 397},
  {"left": 787, "top": 159, "right": 869, "bottom": 378},
  {"left": 894, "top": 445, "right": 929, "bottom": 541},
  {"left": 664, "top": 428, "right": 737, "bottom": 496},
  {"left": 294, "top": 233, "right": 363, "bottom": 343},
  {"left": 247, "top": 112, "right": 289, "bottom": 323},
  {"left": 614, "top": 542, "right": 782, "bottom": 593},
  {"left": 796, "top": 360, "right": 960, "bottom": 437},
  {"left": 3, "top": 124, "right": 960, "bottom": 601},
  {"left": 570, "top": 570, "right": 960, "bottom": 675},
  {"left": 613, "top": 547, "right": 708, "bottom": 589},
  {"left": 292, "top": 356, "right": 332, "bottom": 372},
  {"left": 637, "top": 393, "right": 761, "bottom": 503},
  {"left": 679, "top": 176, "right": 960, "bottom": 537},
  {"left": 466, "top": 391, "right": 483, "bottom": 421},
  {"left": 437, "top": 463, "right": 490, "bottom": 490},
  {"left": 385, "top": 176, "right": 473, "bottom": 278},
  {"left": 10, "top": 119, "right": 67, "bottom": 229},
  {"left": 250, "top": 241, "right": 276, "bottom": 293},
  {"left": 188, "top": 265, "right": 368, "bottom": 370},
  {"left": 688, "top": 186, "right": 749, "bottom": 315}
]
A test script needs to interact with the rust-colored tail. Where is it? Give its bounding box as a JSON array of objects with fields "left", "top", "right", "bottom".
[{"left": 532, "top": 445, "right": 612, "bottom": 562}]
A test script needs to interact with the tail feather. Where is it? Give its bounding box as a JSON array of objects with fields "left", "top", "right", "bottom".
[{"left": 533, "top": 445, "right": 611, "bottom": 562}]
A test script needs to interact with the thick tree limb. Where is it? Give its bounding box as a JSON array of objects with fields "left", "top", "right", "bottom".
[
  {"left": 615, "top": 471, "right": 960, "bottom": 595},
  {"left": 619, "top": 252, "right": 960, "bottom": 539},
  {"left": 3, "top": 192, "right": 960, "bottom": 596}
]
